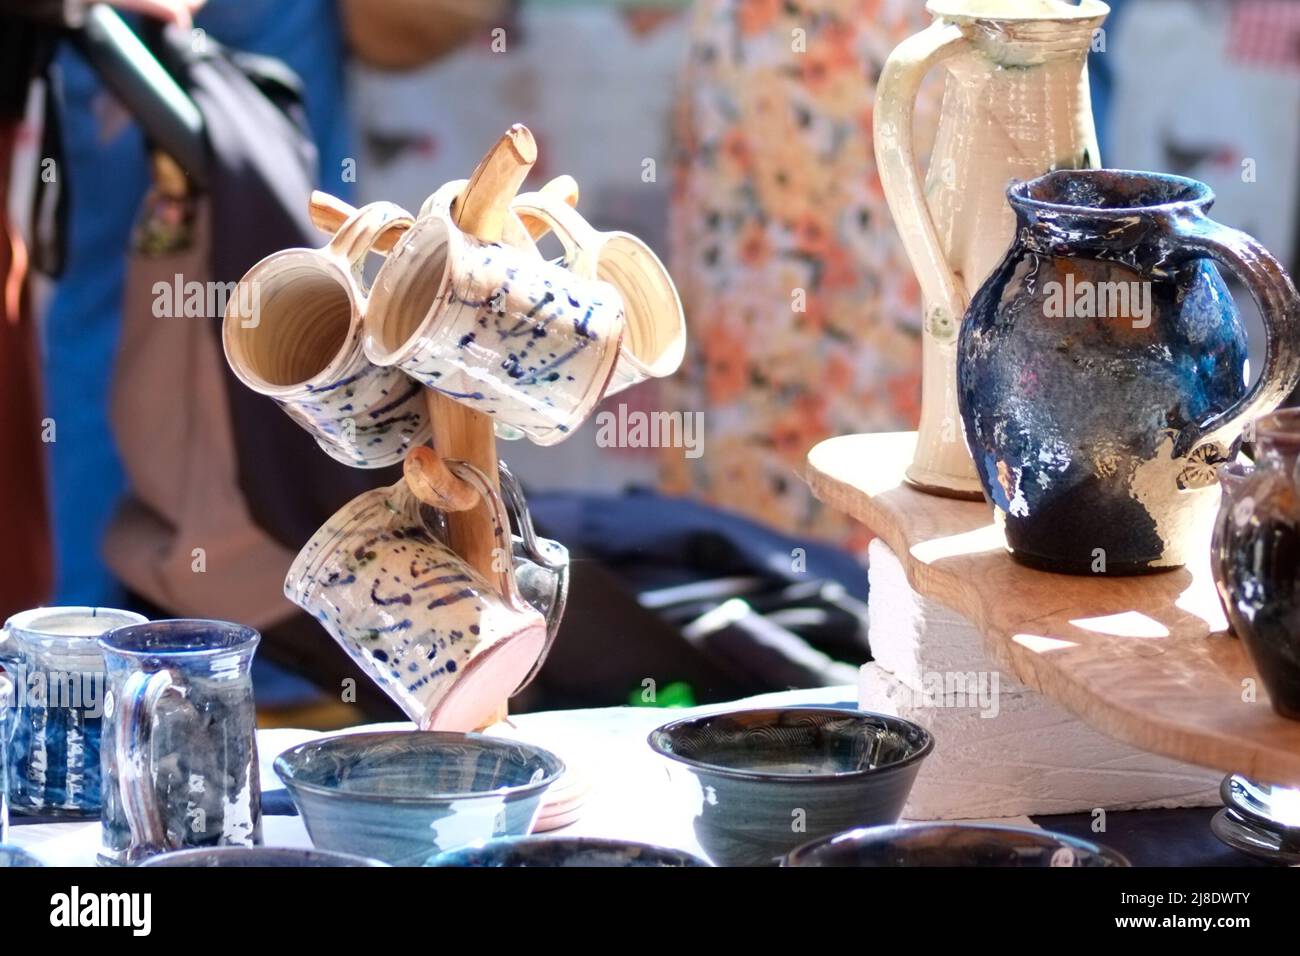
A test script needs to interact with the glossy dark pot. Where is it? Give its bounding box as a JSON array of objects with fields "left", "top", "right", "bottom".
[
  {"left": 958, "top": 169, "right": 1300, "bottom": 574},
  {"left": 1212, "top": 410, "right": 1300, "bottom": 718}
]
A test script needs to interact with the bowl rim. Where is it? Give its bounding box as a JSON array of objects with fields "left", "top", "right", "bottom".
[
  {"left": 645, "top": 706, "right": 934, "bottom": 782},
  {"left": 425, "top": 834, "right": 712, "bottom": 867},
  {"left": 272, "top": 730, "right": 565, "bottom": 804},
  {"left": 783, "top": 822, "right": 1130, "bottom": 867},
  {"left": 139, "top": 846, "right": 390, "bottom": 867}
]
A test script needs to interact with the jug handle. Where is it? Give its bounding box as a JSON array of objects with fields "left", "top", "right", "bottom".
[
  {"left": 873, "top": 20, "right": 970, "bottom": 339},
  {"left": 1168, "top": 214, "right": 1300, "bottom": 462},
  {"left": 114, "top": 668, "right": 175, "bottom": 862}
]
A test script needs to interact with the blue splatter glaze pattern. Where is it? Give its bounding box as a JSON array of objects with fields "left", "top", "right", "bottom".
[
  {"left": 365, "top": 213, "right": 624, "bottom": 446},
  {"left": 284, "top": 477, "right": 545, "bottom": 727}
]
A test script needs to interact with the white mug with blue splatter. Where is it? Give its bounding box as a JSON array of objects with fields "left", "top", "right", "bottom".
[
  {"left": 363, "top": 208, "right": 626, "bottom": 446},
  {"left": 284, "top": 460, "right": 547, "bottom": 732},
  {"left": 223, "top": 202, "right": 433, "bottom": 467}
]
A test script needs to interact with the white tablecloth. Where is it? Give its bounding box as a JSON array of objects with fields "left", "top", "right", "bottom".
[{"left": 7, "top": 686, "right": 1030, "bottom": 865}]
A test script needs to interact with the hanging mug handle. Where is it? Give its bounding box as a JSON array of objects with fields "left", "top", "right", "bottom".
[
  {"left": 324, "top": 201, "right": 413, "bottom": 282},
  {"left": 114, "top": 668, "right": 177, "bottom": 862},
  {"left": 1168, "top": 215, "right": 1300, "bottom": 463},
  {"left": 394, "top": 462, "right": 532, "bottom": 615},
  {"left": 873, "top": 19, "right": 970, "bottom": 341}
]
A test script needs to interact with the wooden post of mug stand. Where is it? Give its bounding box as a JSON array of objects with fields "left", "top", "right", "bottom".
[{"left": 422, "top": 125, "right": 540, "bottom": 728}]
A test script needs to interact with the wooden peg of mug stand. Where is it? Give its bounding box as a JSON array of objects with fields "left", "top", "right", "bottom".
[{"left": 307, "top": 174, "right": 579, "bottom": 252}]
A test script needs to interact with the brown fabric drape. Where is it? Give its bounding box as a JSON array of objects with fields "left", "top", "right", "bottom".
[{"left": 0, "top": 119, "right": 53, "bottom": 620}]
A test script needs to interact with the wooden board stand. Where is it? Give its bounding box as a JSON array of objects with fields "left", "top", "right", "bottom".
[{"left": 806, "top": 431, "right": 1300, "bottom": 788}]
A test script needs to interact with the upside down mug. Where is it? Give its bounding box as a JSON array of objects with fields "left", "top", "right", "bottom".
[
  {"left": 510, "top": 190, "right": 685, "bottom": 397},
  {"left": 362, "top": 208, "right": 626, "bottom": 446},
  {"left": 284, "top": 461, "right": 548, "bottom": 731},
  {"left": 223, "top": 202, "right": 432, "bottom": 467}
]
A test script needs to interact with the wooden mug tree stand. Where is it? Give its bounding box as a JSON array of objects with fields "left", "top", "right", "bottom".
[
  {"left": 312, "top": 126, "right": 594, "bottom": 826},
  {"left": 806, "top": 432, "right": 1300, "bottom": 819}
]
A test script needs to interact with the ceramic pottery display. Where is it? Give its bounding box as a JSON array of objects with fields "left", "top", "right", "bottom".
[
  {"left": 959, "top": 169, "right": 1300, "bottom": 574},
  {"left": 274, "top": 731, "right": 563, "bottom": 866},
  {"left": 875, "top": 0, "right": 1107, "bottom": 499},
  {"left": 363, "top": 208, "right": 626, "bottom": 446},
  {"left": 284, "top": 461, "right": 547, "bottom": 732},
  {"left": 647, "top": 707, "right": 932, "bottom": 866},
  {"left": 510, "top": 190, "right": 685, "bottom": 398},
  {"left": 98, "top": 620, "right": 262, "bottom": 865},
  {"left": 0, "top": 606, "right": 147, "bottom": 817},
  {"left": 424, "top": 835, "right": 710, "bottom": 868},
  {"left": 1211, "top": 411, "right": 1300, "bottom": 716},
  {"left": 223, "top": 202, "right": 432, "bottom": 467},
  {"left": 784, "top": 822, "right": 1128, "bottom": 867}
]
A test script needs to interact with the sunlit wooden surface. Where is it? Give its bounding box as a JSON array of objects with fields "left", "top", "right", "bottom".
[{"left": 807, "top": 432, "right": 1300, "bottom": 786}]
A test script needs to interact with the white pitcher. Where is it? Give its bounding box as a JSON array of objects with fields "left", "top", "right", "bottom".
[{"left": 874, "top": 0, "right": 1108, "bottom": 498}]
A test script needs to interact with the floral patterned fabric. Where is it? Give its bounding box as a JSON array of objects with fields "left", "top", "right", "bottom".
[{"left": 663, "top": 0, "right": 939, "bottom": 550}]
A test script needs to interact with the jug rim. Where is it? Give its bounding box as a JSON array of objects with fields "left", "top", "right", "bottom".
[
  {"left": 97, "top": 619, "right": 260, "bottom": 658},
  {"left": 927, "top": 0, "right": 1109, "bottom": 22},
  {"left": 1009, "top": 169, "right": 1214, "bottom": 219}
]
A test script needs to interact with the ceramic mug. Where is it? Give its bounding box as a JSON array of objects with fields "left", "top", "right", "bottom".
[
  {"left": 223, "top": 202, "right": 432, "bottom": 467},
  {"left": 0, "top": 606, "right": 148, "bottom": 817},
  {"left": 285, "top": 461, "right": 548, "bottom": 732},
  {"left": 99, "top": 620, "right": 262, "bottom": 865},
  {"left": 362, "top": 208, "right": 626, "bottom": 446},
  {"left": 511, "top": 191, "right": 685, "bottom": 396}
]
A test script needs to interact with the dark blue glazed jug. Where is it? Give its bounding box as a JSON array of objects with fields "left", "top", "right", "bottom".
[{"left": 958, "top": 169, "right": 1300, "bottom": 574}]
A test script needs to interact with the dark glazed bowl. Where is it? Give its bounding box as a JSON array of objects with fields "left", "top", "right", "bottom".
[
  {"left": 274, "top": 731, "right": 563, "bottom": 866},
  {"left": 140, "top": 846, "right": 388, "bottom": 867},
  {"left": 784, "top": 823, "right": 1129, "bottom": 867},
  {"left": 647, "top": 707, "right": 933, "bottom": 866},
  {"left": 425, "top": 835, "right": 711, "bottom": 868}
]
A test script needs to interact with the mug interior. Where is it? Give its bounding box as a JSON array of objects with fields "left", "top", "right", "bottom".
[
  {"left": 600, "top": 235, "right": 685, "bottom": 377},
  {"left": 366, "top": 216, "right": 454, "bottom": 364},
  {"left": 225, "top": 258, "right": 356, "bottom": 392}
]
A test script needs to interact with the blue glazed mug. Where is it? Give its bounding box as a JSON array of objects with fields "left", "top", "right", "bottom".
[
  {"left": 98, "top": 620, "right": 262, "bottom": 865},
  {"left": 0, "top": 607, "right": 147, "bottom": 817},
  {"left": 958, "top": 169, "right": 1300, "bottom": 573}
]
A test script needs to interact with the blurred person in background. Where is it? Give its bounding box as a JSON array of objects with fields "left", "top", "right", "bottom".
[
  {"left": 0, "top": 0, "right": 507, "bottom": 616},
  {"left": 662, "top": 0, "right": 939, "bottom": 552}
]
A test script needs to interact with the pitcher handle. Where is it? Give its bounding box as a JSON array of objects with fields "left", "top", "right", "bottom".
[
  {"left": 114, "top": 668, "right": 176, "bottom": 862},
  {"left": 1168, "top": 213, "right": 1300, "bottom": 459},
  {"left": 873, "top": 19, "right": 970, "bottom": 340}
]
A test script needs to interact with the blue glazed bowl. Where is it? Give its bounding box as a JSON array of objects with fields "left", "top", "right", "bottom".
[
  {"left": 425, "top": 835, "right": 711, "bottom": 868},
  {"left": 784, "top": 823, "right": 1129, "bottom": 867},
  {"left": 0, "top": 845, "right": 45, "bottom": 867},
  {"left": 648, "top": 707, "right": 933, "bottom": 867},
  {"left": 140, "top": 846, "right": 388, "bottom": 867},
  {"left": 274, "top": 731, "right": 563, "bottom": 866}
]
